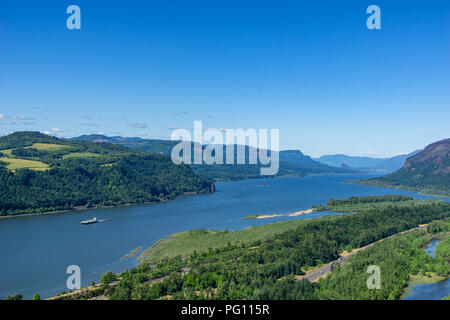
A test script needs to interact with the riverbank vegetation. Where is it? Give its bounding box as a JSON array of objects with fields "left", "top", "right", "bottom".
[
  {"left": 313, "top": 194, "right": 443, "bottom": 212},
  {"left": 436, "top": 236, "right": 450, "bottom": 260},
  {"left": 241, "top": 195, "right": 429, "bottom": 221},
  {"left": 0, "top": 132, "right": 213, "bottom": 216},
  {"left": 350, "top": 180, "right": 450, "bottom": 198},
  {"left": 139, "top": 218, "right": 335, "bottom": 263},
  {"left": 317, "top": 229, "right": 450, "bottom": 299},
  {"left": 59, "top": 197, "right": 450, "bottom": 300}
]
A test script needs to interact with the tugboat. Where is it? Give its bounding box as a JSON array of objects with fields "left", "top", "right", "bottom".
[{"left": 80, "top": 217, "right": 98, "bottom": 225}]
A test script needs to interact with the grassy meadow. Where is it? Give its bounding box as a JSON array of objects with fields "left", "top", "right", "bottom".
[
  {"left": 138, "top": 217, "right": 340, "bottom": 263},
  {"left": 0, "top": 157, "right": 49, "bottom": 171}
]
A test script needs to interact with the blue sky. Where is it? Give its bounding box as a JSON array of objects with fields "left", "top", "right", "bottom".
[{"left": 0, "top": 0, "right": 449, "bottom": 157}]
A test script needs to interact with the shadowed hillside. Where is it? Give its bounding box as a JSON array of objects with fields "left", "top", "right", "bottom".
[{"left": 355, "top": 139, "right": 450, "bottom": 196}]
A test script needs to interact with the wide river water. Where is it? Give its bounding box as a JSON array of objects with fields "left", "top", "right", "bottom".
[{"left": 0, "top": 173, "right": 448, "bottom": 299}]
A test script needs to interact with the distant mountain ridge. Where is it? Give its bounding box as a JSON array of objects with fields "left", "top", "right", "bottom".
[
  {"left": 71, "top": 135, "right": 178, "bottom": 154},
  {"left": 315, "top": 150, "right": 421, "bottom": 173},
  {"left": 71, "top": 134, "right": 356, "bottom": 181},
  {"left": 355, "top": 138, "right": 450, "bottom": 196},
  {"left": 279, "top": 150, "right": 338, "bottom": 171}
]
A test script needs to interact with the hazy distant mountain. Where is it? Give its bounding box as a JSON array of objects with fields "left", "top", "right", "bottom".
[
  {"left": 315, "top": 154, "right": 382, "bottom": 170},
  {"left": 71, "top": 135, "right": 177, "bottom": 154},
  {"left": 72, "top": 135, "right": 355, "bottom": 181},
  {"left": 374, "top": 151, "right": 421, "bottom": 172},
  {"left": 315, "top": 150, "right": 421, "bottom": 173},
  {"left": 279, "top": 150, "right": 352, "bottom": 173},
  {"left": 357, "top": 139, "right": 450, "bottom": 196},
  {"left": 71, "top": 134, "right": 148, "bottom": 144}
]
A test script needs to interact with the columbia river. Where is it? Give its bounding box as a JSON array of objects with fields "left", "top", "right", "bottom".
[{"left": 0, "top": 174, "right": 447, "bottom": 299}]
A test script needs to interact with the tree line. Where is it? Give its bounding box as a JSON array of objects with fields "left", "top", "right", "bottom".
[{"left": 88, "top": 201, "right": 450, "bottom": 300}]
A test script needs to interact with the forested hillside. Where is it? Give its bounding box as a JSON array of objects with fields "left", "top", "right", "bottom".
[
  {"left": 357, "top": 139, "right": 450, "bottom": 196},
  {"left": 0, "top": 132, "right": 213, "bottom": 216},
  {"left": 72, "top": 134, "right": 355, "bottom": 181},
  {"left": 316, "top": 226, "right": 450, "bottom": 299}
]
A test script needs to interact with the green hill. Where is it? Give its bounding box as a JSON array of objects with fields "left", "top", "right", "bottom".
[
  {"left": 72, "top": 134, "right": 355, "bottom": 181},
  {"left": 0, "top": 132, "right": 213, "bottom": 216},
  {"left": 355, "top": 139, "right": 450, "bottom": 196}
]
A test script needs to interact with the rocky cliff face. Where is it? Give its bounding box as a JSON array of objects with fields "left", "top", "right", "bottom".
[
  {"left": 402, "top": 139, "right": 450, "bottom": 175},
  {"left": 370, "top": 138, "right": 450, "bottom": 196}
]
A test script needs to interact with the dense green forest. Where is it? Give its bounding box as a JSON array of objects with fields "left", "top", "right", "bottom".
[
  {"left": 53, "top": 197, "right": 450, "bottom": 300},
  {"left": 139, "top": 195, "right": 439, "bottom": 264},
  {"left": 0, "top": 132, "right": 213, "bottom": 216},
  {"left": 314, "top": 194, "right": 443, "bottom": 212},
  {"left": 316, "top": 228, "right": 450, "bottom": 299},
  {"left": 323, "top": 194, "right": 414, "bottom": 206},
  {"left": 436, "top": 235, "right": 450, "bottom": 260}
]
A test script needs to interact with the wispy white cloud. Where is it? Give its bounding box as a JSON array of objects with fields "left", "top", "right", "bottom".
[
  {"left": 41, "top": 129, "right": 65, "bottom": 138},
  {"left": 355, "top": 150, "right": 384, "bottom": 157},
  {"left": 81, "top": 122, "right": 101, "bottom": 127},
  {"left": 10, "top": 115, "right": 34, "bottom": 120},
  {"left": 0, "top": 114, "right": 34, "bottom": 121},
  {"left": 130, "top": 123, "right": 147, "bottom": 129}
]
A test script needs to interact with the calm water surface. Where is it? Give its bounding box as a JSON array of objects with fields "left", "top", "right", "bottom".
[
  {"left": 403, "top": 239, "right": 450, "bottom": 300},
  {"left": 426, "top": 239, "right": 440, "bottom": 258},
  {"left": 0, "top": 174, "right": 447, "bottom": 299}
]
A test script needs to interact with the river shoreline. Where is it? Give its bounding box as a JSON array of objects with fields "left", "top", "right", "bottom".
[
  {"left": 347, "top": 180, "right": 450, "bottom": 199},
  {"left": 401, "top": 235, "right": 450, "bottom": 300},
  {"left": 0, "top": 191, "right": 206, "bottom": 220},
  {"left": 3, "top": 174, "right": 446, "bottom": 300}
]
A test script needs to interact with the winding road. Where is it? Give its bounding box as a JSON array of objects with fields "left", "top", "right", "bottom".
[{"left": 300, "top": 225, "right": 426, "bottom": 282}]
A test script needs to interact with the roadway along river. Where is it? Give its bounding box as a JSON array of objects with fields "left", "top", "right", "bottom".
[{"left": 0, "top": 174, "right": 447, "bottom": 299}]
